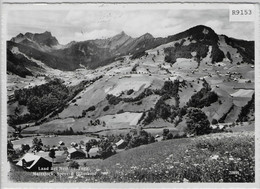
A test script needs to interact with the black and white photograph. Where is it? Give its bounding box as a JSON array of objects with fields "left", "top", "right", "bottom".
[{"left": 1, "top": 1, "right": 259, "bottom": 187}]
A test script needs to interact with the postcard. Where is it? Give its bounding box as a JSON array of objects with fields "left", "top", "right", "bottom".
[{"left": 1, "top": 1, "right": 259, "bottom": 188}]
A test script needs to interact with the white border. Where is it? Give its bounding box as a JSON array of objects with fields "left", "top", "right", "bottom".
[{"left": 1, "top": 1, "right": 260, "bottom": 189}]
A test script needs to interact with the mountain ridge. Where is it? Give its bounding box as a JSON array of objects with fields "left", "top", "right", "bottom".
[{"left": 7, "top": 25, "right": 254, "bottom": 77}]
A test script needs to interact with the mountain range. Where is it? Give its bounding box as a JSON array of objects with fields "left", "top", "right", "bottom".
[
  {"left": 7, "top": 25, "right": 255, "bottom": 135},
  {"left": 7, "top": 25, "right": 254, "bottom": 78}
]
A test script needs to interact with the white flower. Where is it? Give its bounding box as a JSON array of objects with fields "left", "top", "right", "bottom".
[
  {"left": 183, "top": 178, "right": 189, "bottom": 182},
  {"left": 210, "top": 155, "right": 219, "bottom": 160}
]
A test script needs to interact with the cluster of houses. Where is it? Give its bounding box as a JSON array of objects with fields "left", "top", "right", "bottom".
[{"left": 15, "top": 138, "right": 127, "bottom": 172}]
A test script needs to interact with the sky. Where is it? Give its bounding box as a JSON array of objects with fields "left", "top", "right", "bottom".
[{"left": 7, "top": 8, "right": 254, "bottom": 45}]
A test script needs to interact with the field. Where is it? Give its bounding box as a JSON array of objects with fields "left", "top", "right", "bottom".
[{"left": 9, "top": 131, "right": 254, "bottom": 183}]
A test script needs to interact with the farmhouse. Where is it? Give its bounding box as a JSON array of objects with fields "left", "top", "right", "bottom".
[
  {"left": 115, "top": 139, "right": 127, "bottom": 149},
  {"left": 67, "top": 148, "right": 86, "bottom": 159},
  {"left": 16, "top": 153, "right": 52, "bottom": 171}
]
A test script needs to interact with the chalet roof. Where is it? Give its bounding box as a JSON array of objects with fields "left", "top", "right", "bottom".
[
  {"left": 68, "top": 147, "right": 86, "bottom": 154},
  {"left": 115, "top": 139, "right": 125, "bottom": 146},
  {"left": 16, "top": 153, "right": 50, "bottom": 169}
]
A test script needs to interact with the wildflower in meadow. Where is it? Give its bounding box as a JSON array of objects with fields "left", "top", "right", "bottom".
[
  {"left": 210, "top": 155, "right": 219, "bottom": 160},
  {"left": 101, "top": 172, "right": 109, "bottom": 175}
]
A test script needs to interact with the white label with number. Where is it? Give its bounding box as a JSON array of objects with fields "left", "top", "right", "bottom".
[{"left": 229, "top": 4, "right": 255, "bottom": 22}]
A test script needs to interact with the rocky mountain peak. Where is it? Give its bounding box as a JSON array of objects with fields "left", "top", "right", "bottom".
[
  {"left": 111, "top": 31, "right": 131, "bottom": 40},
  {"left": 141, "top": 33, "right": 154, "bottom": 40},
  {"left": 11, "top": 31, "right": 59, "bottom": 48}
]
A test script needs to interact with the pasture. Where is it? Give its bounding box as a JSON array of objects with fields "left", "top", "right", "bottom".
[{"left": 9, "top": 131, "right": 255, "bottom": 183}]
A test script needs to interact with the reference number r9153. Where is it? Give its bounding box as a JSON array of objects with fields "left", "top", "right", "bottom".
[
  {"left": 229, "top": 4, "right": 254, "bottom": 22},
  {"left": 232, "top": 9, "right": 252, "bottom": 16}
]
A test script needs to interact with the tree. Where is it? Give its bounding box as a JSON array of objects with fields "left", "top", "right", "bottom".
[
  {"left": 85, "top": 142, "right": 92, "bottom": 158},
  {"left": 69, "top": 161, "right": 79, "bottom": 169},
  {"left": 211, "top": 118, "right": 218, "bottom": 125},
  {"left": 98, "top": 139, "right": 115, "bottom": 159},
  {"left": 49, "top": 149, "right": 56, "bottom": 163},
  {"left": 128, "top": 136, "right": 142, "bottom": 148},
  {"left": 69, "top": 127, "right": 74, "bottom": 134},
  {"left": 186, "top": 107, "right": 211, "bottom": 135},
  {"left": 148, "top": 133, "right": 155, "bottom": 143},
  {"left": 80, "top": 140, "right": 85, "bottom": 146},
  {"left": 166, "top": 133, "right": 173, "bottom": 140},
  {"left": 124, "top": 133, "right": 132, "bottom": 144},
  {"left": 7, "top": 140, "right": 16, "bottom": 161},
  {"left": 163, "top": 129, "right": 170, "bottom": 137},
  {"left": 21, "top": 144, "right": 30, "bottom": 153},
  {"left": 226, "top": 51, "right": 232, "bottom": 62},
  {"left": 32, "top": 138, "right": 43, "bottom": 152},
  {"left": 88, "top": 139, "right": 98, "bottom": 146}
]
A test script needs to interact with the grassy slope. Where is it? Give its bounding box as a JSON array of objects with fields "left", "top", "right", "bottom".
[{"left": 9, "top": 131, "right": 254, "bottom": 183}]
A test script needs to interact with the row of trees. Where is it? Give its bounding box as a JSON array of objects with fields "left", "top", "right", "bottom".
[{"left": 54, "top": 127, "right": 84, "bottom": 135}]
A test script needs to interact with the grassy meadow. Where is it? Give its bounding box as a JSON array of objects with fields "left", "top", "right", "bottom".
[{"left": 9, "top": 131, "right": 254, "bottom": 183}]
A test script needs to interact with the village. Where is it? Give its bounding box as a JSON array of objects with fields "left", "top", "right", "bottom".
[{"left": 8, "top": 126, "right": 169, "bottom": 172}]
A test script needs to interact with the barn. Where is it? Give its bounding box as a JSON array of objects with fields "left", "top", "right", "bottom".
[
  {"left": 16, "top": 153, "right": 52, "bottom": 171},
  {"left": 68, "top": 148, "right": 86, "bottom": 159}
]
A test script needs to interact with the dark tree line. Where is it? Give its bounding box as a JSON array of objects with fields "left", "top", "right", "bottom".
[
  {"left": 237, "top": 94, "right": 255, "bottom": 122},
  {"left": 186, "top": 80, "right": 218, "bottom": 108},
  {"left": 8, "top": 77, "right": 102, "bottom": 126}
]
